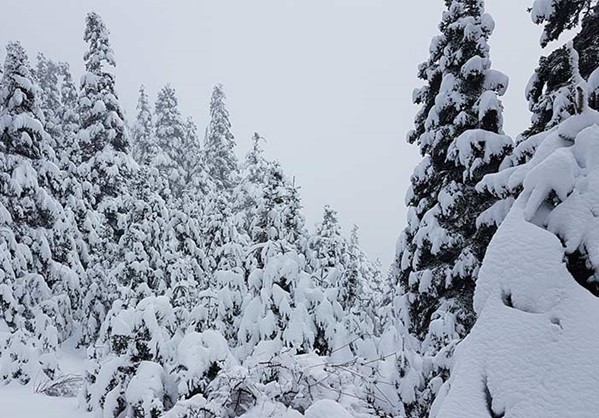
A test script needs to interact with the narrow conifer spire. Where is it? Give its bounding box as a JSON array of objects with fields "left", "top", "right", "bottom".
[
  {"left": 131, "top": 84, "right": 156, "bottom": 166},
  {"left": 78, "top": 11, "right": 128, "bottom": 161},
  {"left": 204, "top": 84, "right": 238, "bottom": 191}
]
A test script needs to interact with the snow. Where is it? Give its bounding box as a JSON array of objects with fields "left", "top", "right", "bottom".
[
  {"left": 0, "top": 347, "right": 90, "bottom": 418},
  {"left": 434, "top": 200, "right": 599, "bottom": 418},
  {"left": 461, "top": 56, "right": 487, "bottom": 77},
  {"left": 449, "top": 129, "right": 512, "bottom": 180},
  {"left": 304, "top": 399, "right": 353, "bottom": 417},
  {"left": 530, "top": 0, "right": 553, "bottom": 23},
  {"left": 0, "top": 384, "right": 92, "bottom": 418},
  {"left": 125, "top": 361, "right": 167, "bottom": 417},
  {"left": 433, "top": 113, "right": 599, "bottom": 418}
]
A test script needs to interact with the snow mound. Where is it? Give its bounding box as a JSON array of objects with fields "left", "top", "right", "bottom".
[{"left": 433, "top": 120, "right": 599, "bottom": 417}]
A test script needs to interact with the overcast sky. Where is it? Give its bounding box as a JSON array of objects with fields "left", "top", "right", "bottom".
[{"left": 2, "top": 0, "right": 552, "bottom": 267}]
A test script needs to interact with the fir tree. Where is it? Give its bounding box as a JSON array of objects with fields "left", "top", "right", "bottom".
[
  {"left": 395, "top": 1, "right": 512, "bottom": 415},
  {"left": 154, "top": 84, "right": 186, "bottom": 198},
  {"left": 234, "top": 133, "right": 271, "bottom": 239},
  {"left": 84, "top": 296, "right": 177, "bottom": 417},
  {"left": 0, "top": 41, "right": 82, "bottom": 382},
  {"left": 76, "top": 12, "right": 135, "bottom": 344},
  {"left": 531, "top": 0, "right": 599, "bottom": 48},
  {"left": 131, "top": 85, "right": 156, "bottom": 166},
  {"left": 204, "top": 84, "right": 238, "bottom": 191},
  {"left": 34, "top": 53, "right": 62, "bottom": 143},
  {"left": 56, "top": 62, "right": 80, "bottom": 169},
  {"left": 78, "top": 12, "right": 128, "bottom": 162},
  {"left": 310, "top": 206, "right": 348, "bottom": 288},
  {"left": 524, "top": 44, "right": 581, "bottom": 138},
  {"left": 237, "top": 161, "right": 320, "bottom": 358},
  {"left": 525, "top": 2, "right": 599, "bottom": 138},
  {"left": 202, "top": 189, "right": 246, "bottom": 274},
  {"left": 180, "top": 116, "right": 206, "bottom": 194}
]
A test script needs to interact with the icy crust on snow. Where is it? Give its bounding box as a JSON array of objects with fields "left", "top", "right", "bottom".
[{"left": 433, "top": 121, "right": 599, "bottom": 417}]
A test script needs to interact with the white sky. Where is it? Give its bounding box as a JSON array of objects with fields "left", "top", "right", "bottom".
[{"left": 2, "top": 0, "right": 552, "bottom": 267}]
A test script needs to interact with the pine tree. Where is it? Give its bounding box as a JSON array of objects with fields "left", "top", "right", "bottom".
[
  {"left": 204, "top": 84, "right": 238, "bottom": 191},
  {"left": 234, "top": 133, "right": 272, "bottom": 240},
  {"left": 530, "top": 0, "right": 599, "bottom": 48},
  {"left": 154, "top": 84, "right": 186, "bottom": 198},
  {"left": 131, "top": 85, "right": 156, "bottom": 166},
  {"left": 34, "top": 53, "right": 62, "bottom": 144},
  {"left": 77, "top": 11, "right": 133, "bottom": 216},
  {"left": 345, "top": 224, "right": 383, "bottom": 332},
  {"left": 180, "top": 116, "right": 206, "bottom": 194},
  {"left": 111, "top": 169, "right": 189, "bottom": 294},
  {"left": 524, "top": 2, "right": 599, "bottom": 138},
  {"left": 84, "top": 296, "right": 177, "bottom": 417},
  {"left": 78, "top": 12, "right": 129, "bottom": 162},
  {"left": 310, "top": 206, "right": 348, "bottom": 288},
  {"left": 202, "top": 190, "right": 246, "bottom": 274},
  {"left": 395, "top": 1, "right": 512, "bottom": 415},
  {"left": 76, "top": 12, "right": 136, "bottom": 344},
  {"left": 237, "top": 161, "right": 318, "bottom": 358},
  {"left": 245, "top": 161, "right": 308, "bottom": 270},
  {"left": 524, "top": 43, "right": 581, "bottom": 138},
  {"left": 0, "top": 41, "right": 82, "bottom": 382},
  {"left": 56, "top": 62, "right": 80, "bottom": 169}
]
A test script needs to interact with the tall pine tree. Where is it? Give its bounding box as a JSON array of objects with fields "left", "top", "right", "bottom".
[
  {"left": 204, "top": 84, "right": 238, "bottom": 191},
  {"left": 395, "top": 1, "right": 512, "bottom": 415},
  {"left": 76, "top": 12, "right": 135, "bottom": 344},
  {"left": 131, "top": 84, "right": 156, "bottom": 166},
  {"left": 154, "top": 84, "right": 186, "bottom": 199},
  {"left": 0, "top": 41, "right": 83, "bottom": 383}
]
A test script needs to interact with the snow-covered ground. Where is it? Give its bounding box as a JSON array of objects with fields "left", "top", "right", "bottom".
[
  {"left": 0, "top": 384, "right": 91, "bottom": 418},
  {"left": 0, "top": 348, "right": 91, "bottom": 418}
]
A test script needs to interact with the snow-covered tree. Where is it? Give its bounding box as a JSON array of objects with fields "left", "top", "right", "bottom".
[
  {"left": 202, "top": 190, "right": 246, "bottom": 275},
  {"left": 0, "top": 41, "right": 82, "bottom": 383},
  {"left": 203, "top": 84, "right": 238, "bottom": 191},
  {"left": 432, "top": 83, "right": 599, "bottom": 418},
  {"left": 78, "top": 12, "right": 129, "bottom": 162},
  {"left": 154, "top": 84, "right": 186, "bottom": 199},
  {"left": 111, "top": 170, "right": 187, "bottom": 294},
  {"left": 237, "top": 161, "right": 329, "bottom": 360},
  {"left": 55, "top": 62, "right": 80, "bottom": 168},
  {"left": 343, "top": 225, "right": 384, "bottom": 338},
  {"left": 244, "top": 161, "right": 308, "bottom": 270},
  {"left": 310, "top": 206, "right": 348, "bottom": 288},
  {"left": 234, "top": 133, "right": 270, "bottom": 237},
  {"left": 525, "top": 2, "right": 599, "bottom": 137},
  {"left": 34, "top": 53, "right": 62, "bottom": 143},
  {"left": 180, "top": 116, "right": 206, "bottom": 194},
  {"left": 395, "top": 1, "right": 512, "bottom": 415},
  {"left": 84, "top": 296, "right": 178, "bottom": 417},
  {"left": 131, "top": 85, "right": 156, "bottom": 166},
  {"left": 76, "top": 12, "right": 136, "bottom": 344},
  {"left": 530, "top": 0, "right": 599, "bottom": 48},
  {"left": 524, "top": 43, "right": 581, "bottom": 138}
]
